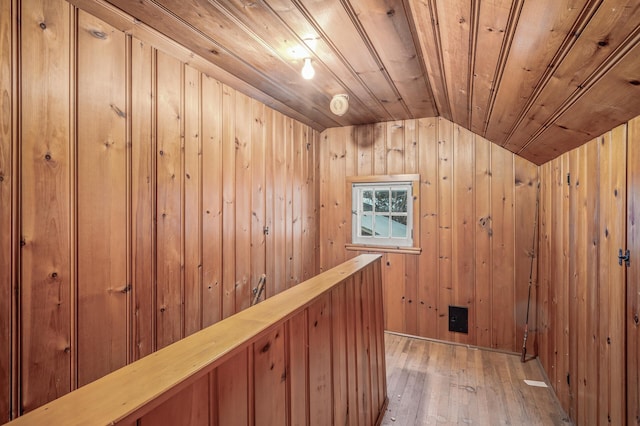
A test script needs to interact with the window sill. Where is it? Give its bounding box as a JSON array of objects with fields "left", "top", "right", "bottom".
[{"left": 345, "top": 244, "right": 422, "bottom": 255}]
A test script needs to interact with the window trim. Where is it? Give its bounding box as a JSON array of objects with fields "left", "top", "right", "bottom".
[{"left": 346, "top": 174, "right": 421, "bottom": 255}]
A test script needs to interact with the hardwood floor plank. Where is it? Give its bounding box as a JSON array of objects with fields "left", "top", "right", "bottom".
[{"left": 381, "top": 333, "right": 569, "bottom": 425}]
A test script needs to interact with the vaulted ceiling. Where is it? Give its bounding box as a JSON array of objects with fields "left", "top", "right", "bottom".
[{"left": 83, "top": 0, "right": 640, "bottom": 164}]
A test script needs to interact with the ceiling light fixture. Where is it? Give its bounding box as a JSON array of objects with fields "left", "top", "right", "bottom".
[{"left": 301, "top": 58, "right": 315, "bottom": 80}]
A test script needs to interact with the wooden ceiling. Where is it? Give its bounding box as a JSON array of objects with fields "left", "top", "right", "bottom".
[{"left": 86, "top": 0, "right": 640, "bottom": 164}]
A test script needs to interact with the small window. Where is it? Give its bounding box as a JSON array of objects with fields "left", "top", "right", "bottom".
[{"left": 351, "top": 180, "right": 414, "bottom": 247}]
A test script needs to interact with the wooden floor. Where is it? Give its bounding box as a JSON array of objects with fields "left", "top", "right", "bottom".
[{"left": 382, "top": 333, "right": 571, "bottom": 425}]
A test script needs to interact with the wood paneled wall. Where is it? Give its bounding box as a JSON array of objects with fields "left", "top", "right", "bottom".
[
  {"left": 319, "top": 117, "right": 539, "bottom": 352},
  {"left": 537, "top": 117, "right": 639, "bottom": 425},
  {"left": 0, "top": 0, "right": 318, "bottom": 419},
  {"left": 0, "top": 0, "right": 15, "bottom": 421},
  {"left": 5, "top": 255, "right": 386, "bottom": 426}
]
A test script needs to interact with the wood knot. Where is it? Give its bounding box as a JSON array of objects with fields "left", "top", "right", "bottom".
[
  {"left": 91, "top": 30, "right": 107, "bottom": 39},
  {"left": 386, "top": 8, "right": 395, "bottom": 17},
  {"left": 630, "top": 80, "right": 640, "bottom": 86}
]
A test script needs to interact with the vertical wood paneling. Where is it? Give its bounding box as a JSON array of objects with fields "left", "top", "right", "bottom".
[
  {"left": 597, "top": 132, "right": 613, "bottom": 424},
  {"left": 356, "top": 125, "right": 374, "bottom": 176},
  {"left": 8, "top": 0, "right": 320, "bottom": 414},
  {"left": 184, "top": 64, "right": 202, "bottom": 336},
  {"left": 216, "top": 350, "right": 248, "bottom": 426},
  {"left": 320, "top": 117, "right": 535, "bottom": 351},
  {"left": 139, "top": 375, "right": 209, "bottom": 426},
  {"left": 403, "top": 121, "right": 418, "bottom": 335},
  {"left": 201, "top": 76, "right": 223, "bottom": 327},
  {"left": 270, "top": 112, "right": 287, "bottom": 292},
  {"left": 221, "top": 85, "right": 236, "bottom": 319},
  {"left": 284, "top": 118, "right": 295, "bottom": 287},
  {"left": 567, "top": 148, "right": 578, "bottom": 421},
  {"left": 251, "top": 99, "right": 266, "bottom": 299},
  {"left": 320, "top": 128, "right": 347, "bottom": 272},
  {"left": 155, "top": 51, "right": 183, "bottom": 349},
  {"left": 513, "top": 157, "right": 538, "bottom": 358},
  {"left": 475, "top": 137, "right": 492, "bottom": 347},
  {"left": 383, "top": 253, "right": 405, "bottom": 333},
  {"left": 547, "top": 159, "right": 561, "bottom": 389},
  {"left": 344, "top": 273, "right": 359, "bottom": 425},
  {"left": 6, "top": 256, "right": 384, "bottom": 425},
  {"left": 331, "top": 285, "right": 348, "bottom": 425},
  {"left": 537, "top": 162, "right": 551, "bottom": 377},
  {"left": 452, "top": 125, "right": 474, "bottom": 344},
  {"left": 307, "top": 293, "right": 332, "bottom": 426},
  {"left": 584, "top": 139, "right": 599, "bottom": 424},
  {"left": 76, "top": 10, "right": 127, "bottom": 386},
  {"left": 288, "top": 310, "right": 308, "bottom": 426},
  {"left": 490, "top": 143, "right": 515, "bottom": 350},
  {"left": 354, "top": 271, "right": 376, "bottom": 424},
  {"left": 253, "top": 326, "right": 286, "bottom": 425},
  {"left": 292, "top": 122, "right": 304, "bottom": 285},
  {"left": 20, "top": 0, "right": 72, "bottom": 411},
  {"left": 417, "top": 118, "right": 438, "bottom": 338},
  {"left": 373, "top": 123, "right": 386, "bottom": 175},
  {"left": 537, "top": 119, "right": 636, "bottom": 425},
  {"left": 234, "top": 92, "right": 252, "bottom": 311},
  {"left": 628, "top": 116, "right": 640, "bottom": 425},
  {"left": 599, "top": 126, "right": 627, "bottom": 425},
  {"left": 0, "top": 0, "right": 13, "bottom": 420},
  {"left": 557, "top": 154, "right": 569, "bottom": 410},
  {"left": 437, "top": 118, "right": 454, "bottom": 339},
  {"left": 131, "top": 39, "right": 154, "bottom": 360},
  {"left": 373, "top": 261, "right": 386, "bottom": 413},
  {"left": 301, "top": 128, "right": 316, "bottom": 282}
]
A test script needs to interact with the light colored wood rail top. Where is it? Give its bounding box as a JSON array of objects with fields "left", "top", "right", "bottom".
[{"left": 6, "top": 254, "right": 382, "bottom": 426}]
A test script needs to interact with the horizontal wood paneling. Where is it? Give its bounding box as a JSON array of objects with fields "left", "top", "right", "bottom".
[
  {"left": 5, "top": 255, "right": 386, "bottom": 426},
  {"left": 319, "top": 117, "right": 539, "bottom": 352},
  {"left": 537, "top": 118, "right": 635, "bottom": 425},
  {"left": 2, "top": 0, "right": 319, "bottom": 416}
]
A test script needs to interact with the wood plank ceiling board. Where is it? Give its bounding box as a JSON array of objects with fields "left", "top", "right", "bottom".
[
  {"left": 482, "top": 0, "right": 591, "bottom": 144},
  {"left": 347, "top": 0, "right": 438, "bottom": 119},
  {"left": 520, "top": 39, "right": 640, "bottom": 164},
  {"left": 265, "top": 0, "right": 395, "bottom": 123},
  {"left": 469, "top": 0, "right": 517, "bottom": 136},
  {"left": 91, "top": 0, "right": 640, "bottom": 164},
  {"left": 433, "top": 0, "right": 474, "bottom": 128},
  {"left": 201, "top": 0, "right": 383, "bottom": 124},
  {"left": 506, "top": 0, "right": 640, "bottom": 153},
  {"left": 283, "top": 0, "right": 421, "bottom": 119},
  {"left": 405, "top": 0, "right": 452, "bottom": 120}
]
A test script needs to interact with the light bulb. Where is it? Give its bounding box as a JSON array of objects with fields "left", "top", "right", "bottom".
[{"left": 301, "top": 58, "right": 315, "bottom": 80}]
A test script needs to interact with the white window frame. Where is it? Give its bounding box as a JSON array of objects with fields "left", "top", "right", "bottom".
[{"left": 346, "top": 174, "right": 420, "bottom": 254}]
